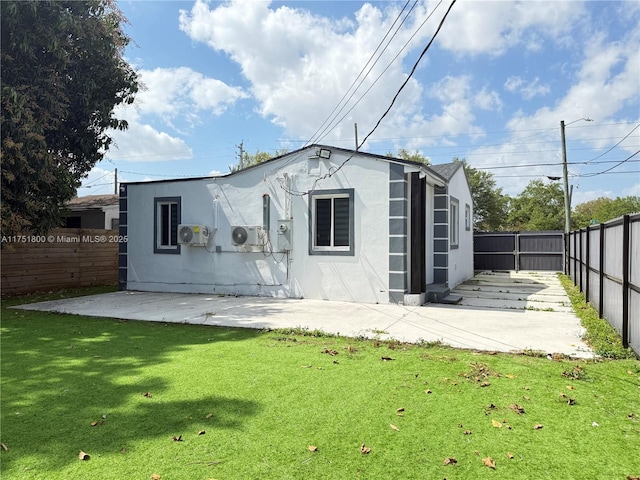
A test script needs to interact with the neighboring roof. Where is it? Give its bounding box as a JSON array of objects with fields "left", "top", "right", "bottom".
[
  {"left": 123, "top": 144, "right": 451, "bottom": 186},
  {"left": 429, "top": 161, "right": 464, "bottom": 182},
  {"left": 66, "top": 194, "right": 119, "bottom": 210}
]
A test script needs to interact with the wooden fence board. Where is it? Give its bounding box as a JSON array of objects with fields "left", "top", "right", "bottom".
[{"left": 1, "top": 228, "right": 119, "bottom": 295}]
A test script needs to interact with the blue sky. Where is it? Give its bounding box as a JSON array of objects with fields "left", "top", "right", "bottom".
[{"left": 79, "top": 0, "right": 640, "bottom": 206}]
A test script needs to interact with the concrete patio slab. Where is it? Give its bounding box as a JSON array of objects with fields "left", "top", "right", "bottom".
[{"left": 14, "top": 271, "right": 593, "bottom": 358}]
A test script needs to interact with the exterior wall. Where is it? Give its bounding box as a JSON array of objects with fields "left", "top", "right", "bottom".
[
  {"left": 124, "top": 149, "right": 393, "bottom": 304},
  {"left": 447, "top": 167, "right": 474, "bottom": 288},
  {"left": 388, "top": 163, "right": 407, "bottom": 303},
  {"left": 424, "top": 182, "right": 435, "bottom": 285},
  {"left": 433, "top": 185, "right": 449, "bottom": 285}
]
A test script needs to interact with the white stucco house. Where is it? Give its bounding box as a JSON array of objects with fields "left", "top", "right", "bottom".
[{"left": 118, "top": 145, "right": 473, "bottom": 305}]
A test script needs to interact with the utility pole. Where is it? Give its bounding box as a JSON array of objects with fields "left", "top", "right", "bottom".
[
  {"left": 114, "top": 168, "right": 118, "bottom": 195},
  {"left": 561, "top": 120, "right": 570, "bottom": 234},
  {"left": 237, "top": 141, "right": 244, "bottom": 170},
  {"left": 354, "top": 123, "right": 359, "bottom": 151}
]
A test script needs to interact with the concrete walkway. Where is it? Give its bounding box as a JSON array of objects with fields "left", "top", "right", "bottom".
[{"left": 14, "top": 271, "right": 593, "bottom": 358}]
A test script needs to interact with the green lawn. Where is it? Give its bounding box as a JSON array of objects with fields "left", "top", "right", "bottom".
[{"left": 1, "top": 288, "right": 639, "bottom": 480}]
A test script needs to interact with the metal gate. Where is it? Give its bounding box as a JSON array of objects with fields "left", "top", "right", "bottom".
[{"left": 474, "top": 231, "right": 564, "bottom": 271}]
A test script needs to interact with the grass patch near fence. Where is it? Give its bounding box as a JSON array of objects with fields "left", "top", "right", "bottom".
[
  {"left": 558, "top": 274, "right": 636, "bottom": 359},
  {"left": 1, "top": 290, "right": 640, "bottom": 480}
]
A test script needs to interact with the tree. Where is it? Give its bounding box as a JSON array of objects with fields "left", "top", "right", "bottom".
[
  {"left": 507, "top": 180, "right": 564, "bottom": 231},
  {"left": 229, "top": 148, "right": 289, "bottom": 172},
  {"left": 1, "top": 0, "right": 139, "bottom": 235},
  {"left": 573, "top": 196, "right": 640, "bottom": 228},
  {"left": 386, "top": 148, "right": 430, "bottom": 165},
  {"left": 456, "top": 159, "right": 509, "bottom": 231}
]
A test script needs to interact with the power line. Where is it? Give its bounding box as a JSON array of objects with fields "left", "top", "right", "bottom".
[
  {"left": 576, "top": 150, "right": 640, "bottom": 177},
  {"left": 358, "top": 0, "right": 457, "bottom": 150},
  {"left": 493, "top": 169, "right": 640, "bottom": 179},
  {"left": 304, "top": 0, "right": 417, "bottom": 146},
  {"left": 583, "top": 124, "right": 640, "bottom": 164},
  {"left": 311, "top": 0, "right": 446, "bottom": 146}
]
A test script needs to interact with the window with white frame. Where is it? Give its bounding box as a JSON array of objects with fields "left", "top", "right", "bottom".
[
  {"left": 154, "top": 197, "right": 181, "bottom": 254},
  {"left": 450, "top": 197, "right": 459, "bottom": 248},
  {"left": 465, "top": 203, "right": 471, "bottom": 231},
  {"left": 309, "top": 189, "right": 354, "bottom": 256}
]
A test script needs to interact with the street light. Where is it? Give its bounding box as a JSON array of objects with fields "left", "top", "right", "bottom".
[{"left": 561, "top": 117, "right": 593, "bottom": 233}]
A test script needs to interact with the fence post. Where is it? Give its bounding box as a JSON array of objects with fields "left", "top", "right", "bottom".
[
  {"left": 572, "top": 232, "right": 582, "bottom": 284},
  {"left": 564, "top": 232, "right": 569, "bottom": 275},
  {"left": 585, "top": 225, "right": 590, "bottom": 302},
  {"left": 622, "top": 215, "right": 630, "bottom": 348},
  {"left": 599, "top": 223, "right": 605, "bottom": 319}
]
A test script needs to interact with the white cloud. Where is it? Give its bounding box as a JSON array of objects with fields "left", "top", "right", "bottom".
[
  {"left": 178, "top": 0, "right": 459, "bottom": 147},
  {"left": 504, "top": 76, "right": 550, "bottom": 100},
  {"left": 433, "top": 0, "right": 586, "bottom": 55},
  {"left": 77, "top": 166, "right": 117, "bottom": 196},
  {"left": 136, "top": 67, "right": 248, "bottom": 128},
  {"left": 108, "top": 119, "right": 193, "bottom": 162}
]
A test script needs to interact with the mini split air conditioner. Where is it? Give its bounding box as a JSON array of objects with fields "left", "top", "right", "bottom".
[
  {"left": 231, "top": 225, "right": 263, "bottom": 246},
  {"left": 177, "top": 224, "right": 210, "bottom": 246}
]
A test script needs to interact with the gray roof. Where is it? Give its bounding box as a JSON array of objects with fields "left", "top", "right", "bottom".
[
  {"left": 67, "top": 194, "right": 119, "bottom": 210},
  {"left": 429, "top": 161, "right": 464, "bottom": 181}
]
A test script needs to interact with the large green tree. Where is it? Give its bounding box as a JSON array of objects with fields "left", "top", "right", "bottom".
[
  {"left": 1, "top": 0, "right": 139, "bottom": 235},
  {"left": 386, "top": 148, "right": 430, "bottom": 165},
  {"left": 230, "top": 148, "right": 289, "bottom": 172},
  {"left": 572, "top": 196, "right": 640, "bottom": 229},
  {"left": 456, "top": 159, "right": 509, "bottom": 231},
  {"left": 507, "top": 179, "right": 564, "bottom": 231}
]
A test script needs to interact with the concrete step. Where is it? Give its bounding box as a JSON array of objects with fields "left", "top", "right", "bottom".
[{"left": 441, "top": 294, "right": 463, "bottom": 305}]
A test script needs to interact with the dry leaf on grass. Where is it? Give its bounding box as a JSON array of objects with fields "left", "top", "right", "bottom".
[
  {"left": 396, "top": 407, "right": 405, "bottom": 413},
  {"left": 507, "top": 452, "right": 514, "bottom": 459},
  {"left": 533, "top": 424, "right": 543, "bottom": 430},
  {"left": 480, "top": 382, "right": 491, "bottom": 387},
  {"left": 143, "top": 392, "right": 152, "bottom": 398},
  {"left": 492, "top": 419, "right": 502, "bottom": 428},
  {"left": 482, "top": 457, "right": 496, "bottom": 469},
  {"left": 322, "top": 348, "right": 338, "bottom": 356},
  {"left": 390, "top": 424, "right": 400, "bottom": 431},
  {"left": 1, "top": 443, "right": 7, "bottom": 452},
  {"left": 308, "top": 445, "right": 318, "bottom": 452},
  {"left": 443, "top": 457, "right": 457, "bottom": 465},
  {"left": 463, "top": 430, "right": 472, "bottom": 435},
  {"left": 626, "top": 476, "right": 640, "bottom": 480},
  {"left": 381, "top": 356, "right": 395, "bottom": 361},
  {"left": 90, "top": 421, "right": 104, "bottom": 427},
  {"left": 151, "top": 474, "right": 161, "bottom": 480},
  {"left": 78, "top": 451, "right": 90, "bottom": 460},
  {"left": 205, "top": 413, "right": 213, "bottom": 419},
  {"left": 510, "top": 404, "right": 525, "bottom": 414},
  {"left": 425, "top": 389, "right": 432, "bottom": 394},
  {"left": 198, "top": 430, "right": 206, "bottom": 435},
  {"left": 120, "top": 448, "right": 126, "bottom": 454},
  {"left": 172, "top": 435, "right": 183, "bottom": 442},
  {"left": 360, "top": 444, "right": 371, "bottom": 454},
  {"left": 505, "top": 374, "right": 516, "bottom": 379}
]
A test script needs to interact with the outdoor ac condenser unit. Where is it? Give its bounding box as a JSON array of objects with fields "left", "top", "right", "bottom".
[
  {"left": 177, "top": 224, "right": 210, "bottom": 246},
  {"left": 231, "top": 225, "right": 262, "bottom": 246}
]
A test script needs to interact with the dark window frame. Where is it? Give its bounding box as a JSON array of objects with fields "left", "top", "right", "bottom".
[
  {"left": 450, "top": 196, "right": 459, "bottom": 249},
  {"left": 308, "top": 188, "right": 354, "bottom": 256},
  {"left": 154, "top": 196, "right": 181, "bottom": 254}
]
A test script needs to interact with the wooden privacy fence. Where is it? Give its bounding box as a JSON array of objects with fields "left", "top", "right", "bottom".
[
  {"left": 567, "top": 214, "right": 640, "bottom": 357},
  {"left": 474, "top": 231, "right": 564, "bottom": 272},
  {"left": 1, "top": 228, "right": 119, "bottom": 295}
]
